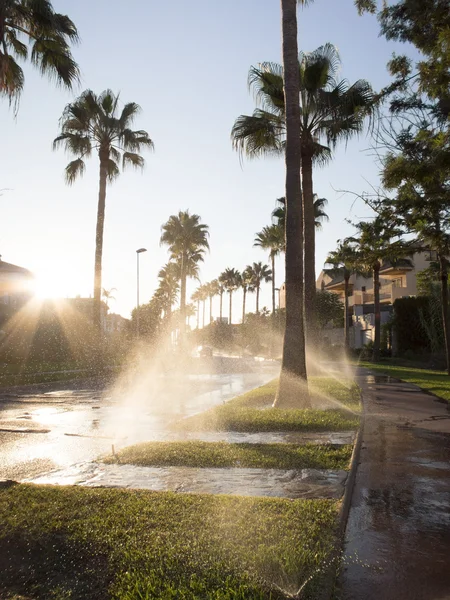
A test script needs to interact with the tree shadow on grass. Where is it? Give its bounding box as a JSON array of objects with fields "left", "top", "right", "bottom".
[{"left": 0, "top": 531, "right": 112, "bottom": 600}]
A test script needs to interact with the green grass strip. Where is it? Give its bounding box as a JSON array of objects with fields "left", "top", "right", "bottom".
[
  {"left": 177, "top": 377, "right": 360, "bottom": 433},
  {"left": 359, "top": 361, "right": 450, "bottom": 403},
  {"left": 0, "top": 485, "right": 339, "bottom": 599},
  {"left": 105, "top": 440, "right": 353, "bottom": 470}
]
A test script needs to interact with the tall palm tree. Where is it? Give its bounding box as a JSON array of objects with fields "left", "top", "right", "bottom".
[
  {"left": 207, "top": 279, "right": 220, "bottom": 324},
  {"left": 249, "top": 262, "right": 272, "bottom": 314},
  {"left": 232, "top": 45, "right": 375, "bottom": 342},
  {"left": 347, "top": 215, "right": 411, "bottom": 362},
  {"left": 191, "top": 288, "right": 202, "bottom": 329},
  {"left": 219, "top": 268, "right": 241, "bottom": 325},
  {"left": 272, "top": 195, "right": 329, "bottom": 230},
  {"left": 325, "top": 241, "right": 361, "bottom": 351},
  {"left": 241, "top": 266, "right": 255, "bottom": 324},
  {"left": 218, "top": 282, "right": 225, "bottom": 322},
  {"left": 160, "top": 211, "right": 209, "bottom": 336},
  {"left": 199, "top": 284, "right": 209, "bottom": 328},
  {"left": 185, "top": 303, "right": 196, "bottom": 330},
  {"left": 0, "top": 0, "right": 79, "bottom": 106},
  {"left": 54, "top": 90, "right": 153, "bottom": 330},
  {"left": 254, "top": 225, "right": 285, "bottom": 316},
  {"left": 158, "top": 262, "right": 180, "bottom": 320}
]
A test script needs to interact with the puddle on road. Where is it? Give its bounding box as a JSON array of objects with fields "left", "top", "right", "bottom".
[{"left": 29, "top": 462, "right": 348, "bottom": 499}]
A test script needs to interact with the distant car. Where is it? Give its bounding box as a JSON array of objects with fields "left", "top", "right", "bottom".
[{"left": 199, "top": 346, "right": 213, "bottom": 358}]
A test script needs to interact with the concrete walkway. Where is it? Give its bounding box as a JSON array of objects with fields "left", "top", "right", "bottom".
[{"left": 341, "top": 369, "right": 450, "bottom": 600}]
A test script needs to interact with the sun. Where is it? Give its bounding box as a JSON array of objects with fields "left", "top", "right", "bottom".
[{"left": 32, "top": 277, "right": 66, "bottom": 300}]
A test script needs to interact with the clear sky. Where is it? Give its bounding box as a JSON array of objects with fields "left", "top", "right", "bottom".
[{"left": 1, "top": 0, "right": 413, "bottom": 321}]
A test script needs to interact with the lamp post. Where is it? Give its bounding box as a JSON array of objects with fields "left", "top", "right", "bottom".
[{"left": 136, "top": 248, "right": 147, "bottom": 337}]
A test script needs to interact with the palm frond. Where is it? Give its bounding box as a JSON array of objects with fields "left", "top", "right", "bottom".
[
  {"left": 5, "top": 30, "right": 28, "bottom": 59},
  {"left": 231, "top": 110, "right": 284, "bottom": 158},
  {"left": 123, "top": 152, "right": 145, "bottom": 170},
  {"left": 30, "top": 38, "right": 79, "bottom": 89},
  {"left": 106, "top": 158, "right": 120, "bottom": 181},
  {"left": 120, "top": 102, "right": 141, "bottom": 127},
  {"left": 0, "top": 54, "right": 24, "bottom": 100},
  {"left": 65, "top": 158, "right": 85, "bottom": 184}
]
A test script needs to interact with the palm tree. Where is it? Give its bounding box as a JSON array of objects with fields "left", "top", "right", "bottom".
[
  {"left": 207, "top": 279, "right": 220, "bottom": 324},
  {"left": 232, "top": 45, "right": 375, "bottom": 342},
  {"left": 248, "top": 262, "right": 272, "bottom": 314},
  {"left": 254, "top": 225, "right": 285, "bottom": 317},
  {"left": 219, "top": 268, "right": 241, "bottom": 325},
  {"left": 1, "top": 0, "right": 79, "bottom": 106},
  {"left": 160, "top": 211, "right": 209, "bottom": 336},
  {"left": 54, "top": 90, "right": 153, "bottom": 330},
  {"left": 347, "top": 215, "right": 411, "bottom": 362},
  {"left": 241, "top": 266, "right": 255, "bottom": 324},
  {"left": 101, "top": 287, "right": 116, "bottom": 310},
  {"left": 158, "top": 262, "right": 180, "bottom": 320},
  {"left": 199, "top": 284, "right": 209, "bottom": 328},
  {"left": 325, "top": 241, "right": 361, "bottom": 351},
  {"left": 191, "top": 288, "right": 202, "bottom": 329},
  {"left": 273, "top": 195, "right": 329, "bottom": 230},
  {"left": 218, "top": 282, "right": 225, "bottom": 322},
  {"left": 185, "top": 303, "right": 196, "bottom": 330}
]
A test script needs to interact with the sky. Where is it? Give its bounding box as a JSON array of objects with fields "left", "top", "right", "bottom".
[{"left": 1, "top": 0, "right": 415, "bottom": 322}]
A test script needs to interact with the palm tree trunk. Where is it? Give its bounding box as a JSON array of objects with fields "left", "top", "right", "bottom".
[
  {"left": 180, "top": 253, "right": 187, "bottom": 335},
  {"left": 439, "top": 255, "right": 450, "bottom": 375},
  {"left": 220, "top": 292, "right": 223, "bottom": 321},
  {"left": 271, "top": 253, "right": 276, "bottom": 316},
  {"left": 93, "top": 152, "right": 108, "bottom": 332},
  {"left": 229, "top": 292, "right": 233, "bottom": 325},
  {"left": 256, "top": 285, "right": 260, "bottom": 314},
  {"left": 196, "top": 299, "right": 200, "bottom": 329},
  {"left": 209, "top": 295, "right": 213, "bottom": 324},
  {"left": 242, "top": 288, "right": 247, "bottom": 324},
  {"left": 274, "top": 0, "right": 309, "bottom": 408},
  {"left": 344, "top": 274, "right": 350, "bottom": 352},
  {"left": 373, "top": 262, "right": 381, "bottom": 362},
  {"left": 202, "top": 299, "right": 205, "bottom": 328},
  {"left": 302, "top": 149, "right": 316, "bottom": 345}
]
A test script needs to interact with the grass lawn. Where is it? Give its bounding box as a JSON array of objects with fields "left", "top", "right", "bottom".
[
  {"left": 176, "top": 378, "right": 360, "bottom": 433},
  {"left": 359, "top": 360, "right": 450, "bottom": 403},
  {"left": 0, "top": 484, "right": 339, "bottom": 599},
  {"left": 105, "top": 440, "right": 353, "bottom": 470}
]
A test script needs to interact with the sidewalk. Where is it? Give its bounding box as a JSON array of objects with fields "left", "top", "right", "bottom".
[{"left": 341, "top": 368, "right": 450, "bottom": 600}]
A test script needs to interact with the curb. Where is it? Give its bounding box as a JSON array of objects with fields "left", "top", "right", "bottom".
[{"left": 316, "top": 389, "right": 365, "bottom": 600}]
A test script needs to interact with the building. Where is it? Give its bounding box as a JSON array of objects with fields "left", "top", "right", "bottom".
[
  {"left": 65, "top": 297, "right": 108, "bottom": 331},
  {"left": 317, "top": 252, "right": 434, "bottom": 348},
  {"left": 0, "top": 257, "right": 34, "bottom": 325},
  {"left": 105, "top": 312, "right": 129, "bottom": 334},
  {"left": 279, "top": 252, "right": 435, "bottom": 348}
]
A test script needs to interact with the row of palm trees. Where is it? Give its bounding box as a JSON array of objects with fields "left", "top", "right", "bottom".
[{"left": 192, "top": 262, "right": 273, "bottom": 327}]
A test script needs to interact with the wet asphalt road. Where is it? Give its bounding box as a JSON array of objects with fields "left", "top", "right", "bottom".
[
  {"left": 0, "top": 363, "right": 279, "bottom": 481},
  {"left": 341, "top": 371, "right": 450, "bottom": 600}
]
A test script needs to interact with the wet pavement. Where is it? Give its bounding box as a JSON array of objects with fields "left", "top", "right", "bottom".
[
  {"left": 0, "top": 364, "right": 279, "bottom": 480},
  {"left": 340, "top": 369, "right": 450, "bottom": 600},
  {"left": 29, "top": 461, "right": 348, "bottom": 499}
]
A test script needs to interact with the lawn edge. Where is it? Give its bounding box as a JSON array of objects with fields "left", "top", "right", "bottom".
[
  {"left": 317, "top": 386, "right": 365, "bottom": 600},
  {"left": 358, "top": 361, "right": 450, "bottom": 406}
]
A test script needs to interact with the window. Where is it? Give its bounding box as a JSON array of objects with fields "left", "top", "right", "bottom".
[
  {"left": 425, "top": 251, "right": 438, "bottom": 262},
  {"left": 361, "top": 286, "right": 366, "bottom": 292}
]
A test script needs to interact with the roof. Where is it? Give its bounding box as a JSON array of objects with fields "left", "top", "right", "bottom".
[
  {"left": 380, "top": 258, "right": 414, "bottom": 273},
  {"left": 0, "top": 259, "right": 33, "bottom": 277}
]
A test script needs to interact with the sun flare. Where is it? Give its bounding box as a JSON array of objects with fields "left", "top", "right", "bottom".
[{"left": 32, "top": 277, "right": 66, "bottom": 300}]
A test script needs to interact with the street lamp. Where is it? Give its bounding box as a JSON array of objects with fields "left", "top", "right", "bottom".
[{"left": 136, "top": 248, "right": 147, "bottom": 337}]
